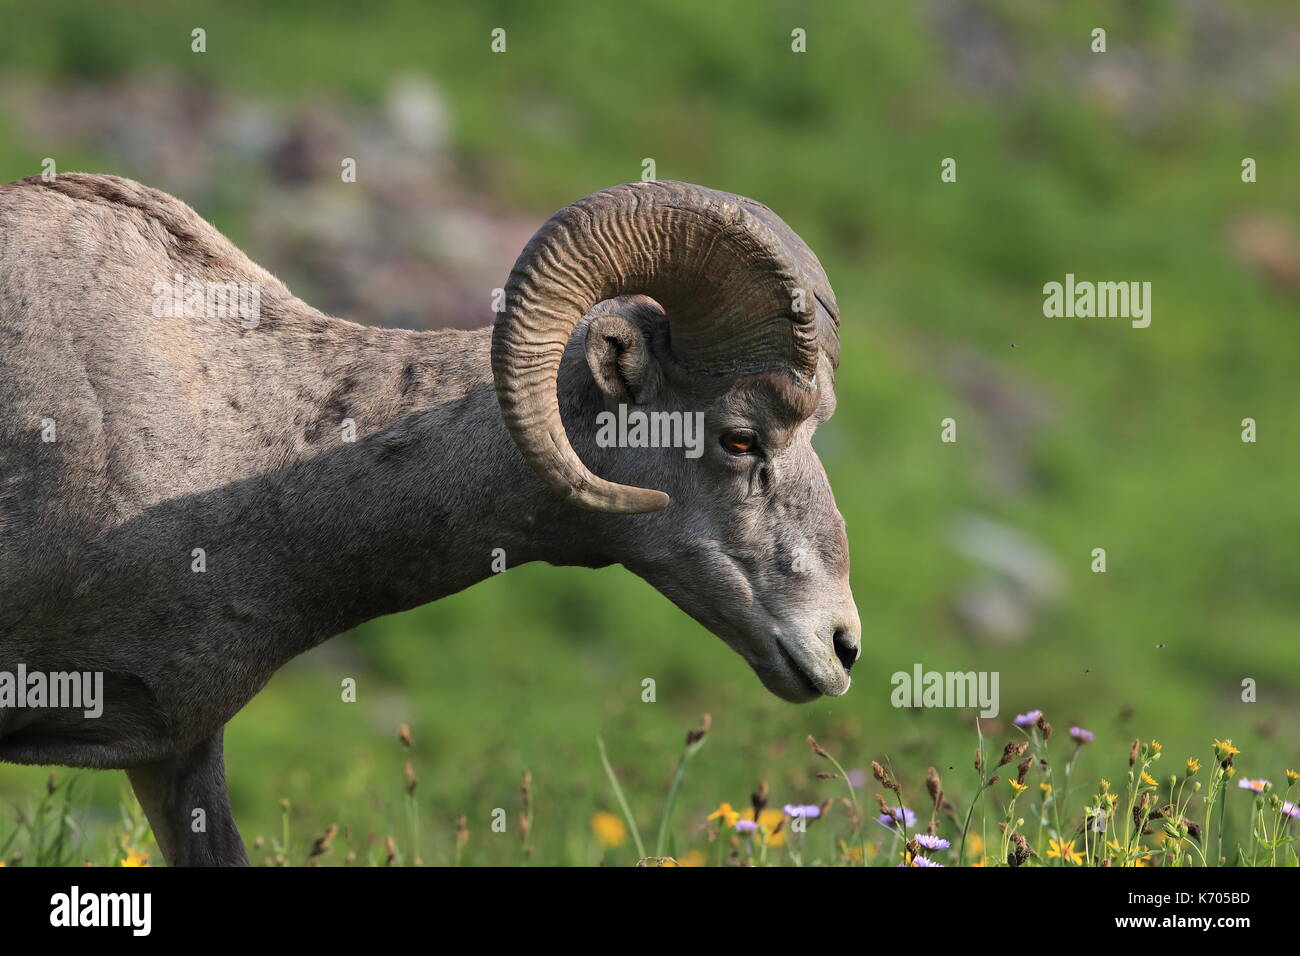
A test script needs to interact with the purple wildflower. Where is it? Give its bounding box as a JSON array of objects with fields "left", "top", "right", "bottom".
[
  {"left": 913, "top": 833, "right": 950, "bottom": 851},
  {"left": 1238, "top": 778, "right": 1268, "bottom": 792},
  {"left": 1069, "top": 726, "right": 1094, "bottom": 745},
  {"left": 911, "top": 856, "right": 943, "bottom": 867},
  {"left": 733, "top": 819, "right": 759, "bottom": 834},
  {"left": 783, "top": 804, "right": 821, "bottom": 819},
  {"left": 1013, "top": 710, "right": 1042, "bottom": 727},
  {"left": 1282, "top": 802, "right": 1299, "bottom": 819},
  {"left": 847, "top": 769, "right": 868, "bottom": 789},
  {"left": 877, "top": 807, "right": 917, "bottom": 829}
]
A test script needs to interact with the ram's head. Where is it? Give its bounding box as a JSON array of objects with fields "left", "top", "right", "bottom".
[{"left": 492, "top": 181, "right": 859, "bottom": 703}]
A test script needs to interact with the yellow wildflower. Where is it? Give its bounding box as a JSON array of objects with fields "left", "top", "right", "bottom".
[
  {"left": 121, "top": 845, "right": 149, "bottom": 867},
  {"left": 707, "top": 802, "right": 740, "bottom": 828},
  {"left": 1047, "top": 838, "right": 1083, "bottom": 865},
  {"left": 1213, "top": 738, "right": 1240, "bottom": 757},
  {"left": 739, "top": 808, "right": 787, "bottom": 847},
  {"left": 1141, "top": 771, "right": 1158, "bottom": 787},
  {"left": 1287, "top": 769, "right": 1298, "bottom": 783},
  {"left": 1186, "top": 757, "right": 1200, "bottom": 775},
  {"left": 1009, "top": 779, "right": 1028, "bottom": 793},
  {"left": 590, "top": 811, "right": 627, "bottom": 849},
  {"left": 1040, "top": 783, "right": 1053, "bottom": 795}
]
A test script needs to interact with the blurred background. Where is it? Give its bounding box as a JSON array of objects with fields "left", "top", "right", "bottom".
[{"left": 0, "top": 0, "right": 1297, "bottom": 864}]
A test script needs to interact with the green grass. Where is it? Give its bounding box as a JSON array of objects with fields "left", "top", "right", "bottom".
[
  {"left": 0, "top": 0, "right": 1297, "bottom": 864},
  {"left": 3, "top": 716, "right": 1294, "bottom": 866}
]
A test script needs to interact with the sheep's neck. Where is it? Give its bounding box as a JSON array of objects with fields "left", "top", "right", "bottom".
[
  {"left": 226, "top": 323, "right": 602, "bottom": 656},
  {"left": 34, "top": 322, "right": 604, "bottom": 668}
]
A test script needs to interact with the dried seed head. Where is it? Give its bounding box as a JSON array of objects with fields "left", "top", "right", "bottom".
[
  {"left": 998, "top": 741, "right": 1028, "bottom": 767},
  {"left": 1129, "top": 739, "right": 1140, "bottom": 767},
  {"left": 404, "top": 761, "right": 418, "bottom": 796},
  {"left": 1133, "top": 792, "right": 1150, "bottom": 833},
  {"left": 309, "top": 824, "right": 339, "bottom": 860},
  {"left": 807, "top": 735, "right": 830, "bottom": 760},
  {"left": 686, "top": 713, "right": 712, "bottom": 748},
  {"left": 1016, "top": 757, "right": 1032, "bottom": 785},
  {"left": 456, "top": 815, "right": 469, "bottom": 847},
  {"left": 752, "top": 781, "right": 769, "bottom": 820},
  {"left": 975, "top": 748, "right": 984, "bottom": 774},
  {"left": 398, "top": 723, "right": 413, "bottom": 749},
  {"left": 1009, "top": 832, "right": 1032, "bottom": 867},
  {"left": 521, "top": 769, "right": 532, "bottom": 812},
  {"left": 926, "top": 766, "right": 943, "bottom": 806},
  {"left": 870, "top": 761, "right": 898, "bottom": 794},
  {"left": 816, "top": 772, "right": 839, "bottom": 780},
  {"left": 1036, "top": 714, "right": 1052, "bottom": 740}
]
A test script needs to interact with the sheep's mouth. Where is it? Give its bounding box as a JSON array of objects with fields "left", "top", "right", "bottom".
[
  {"left": 775, "top": 641, "right": 822, "bottom": 697},
  {"left": 745, "top": 639, "right": 826, "bottom": 704}
]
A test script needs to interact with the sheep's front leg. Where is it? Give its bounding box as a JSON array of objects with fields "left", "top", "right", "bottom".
[{"left": 126, "top": 728, "right": 249, "bottom": 867}]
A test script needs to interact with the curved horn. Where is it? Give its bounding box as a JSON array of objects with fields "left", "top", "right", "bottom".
[{"left": 492, "top": 180, "right": 821, "bottom": 515}]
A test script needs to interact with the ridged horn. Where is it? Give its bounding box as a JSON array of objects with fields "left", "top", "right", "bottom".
[{"left": 492, "top": 180, "right": 828, "bottom": 514}]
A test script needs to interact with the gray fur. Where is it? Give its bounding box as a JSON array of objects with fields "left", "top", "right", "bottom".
[{"left": 0, "top": 174, "right": 859, "bottom": 865}]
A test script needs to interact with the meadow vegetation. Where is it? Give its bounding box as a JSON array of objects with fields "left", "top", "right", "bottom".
[{"left": 0, "top": 0, "right": 1296, "bottom": 865}]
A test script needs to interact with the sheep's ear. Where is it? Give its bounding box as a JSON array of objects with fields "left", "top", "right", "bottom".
[{"left": 584, "top": 313, "right": 661, "bottom": 405}]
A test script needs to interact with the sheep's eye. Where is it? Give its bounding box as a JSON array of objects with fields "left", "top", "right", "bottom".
[{"left": 721, "top": 429, "right": 758, "bottom": 455}]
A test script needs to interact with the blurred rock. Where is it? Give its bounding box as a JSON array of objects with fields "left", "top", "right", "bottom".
[
  {"left": 4, "top": 69, "right": 537, "bottom": 333},
  {"left": 386, "top": 73, "right": 449, "bottom": 155},
  {"left": 938, "top": 344, "right": 1058, "bottom": 497},
  {"left": 1229, "top": 214, "right": 1300, "bottom": 295},
  {"left": 949, "top": 512, "right": 1063, "bottom": 643}
]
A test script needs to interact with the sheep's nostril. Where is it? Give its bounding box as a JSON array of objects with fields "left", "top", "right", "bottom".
[{"left": 832, "top": 627, "right": 859, "bottom": 674}]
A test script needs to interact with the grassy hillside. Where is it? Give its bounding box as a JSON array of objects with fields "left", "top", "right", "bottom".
[{"left": 0, "top": 0, "right": 1296, "bottom": 865}]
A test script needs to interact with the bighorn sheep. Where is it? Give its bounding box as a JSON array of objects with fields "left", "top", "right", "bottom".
[{"left": 0, "top": 174, "right": 859, "bottom": 865}]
